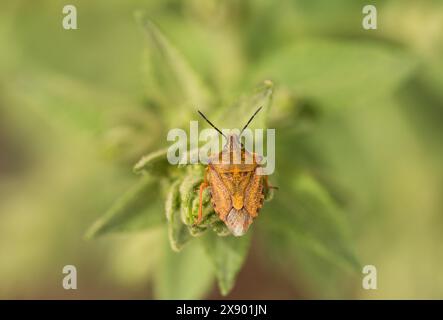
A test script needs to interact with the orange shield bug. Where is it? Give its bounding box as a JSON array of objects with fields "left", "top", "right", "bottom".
[{"left": 195, "top": 107, "right": 276, "bottom": 236}]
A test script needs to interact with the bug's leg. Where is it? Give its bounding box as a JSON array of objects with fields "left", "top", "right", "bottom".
[
  {"left": 264, "top": 175, "right": 279, "bottom": 191},
  {"left": 195, "top": 181, "right": 208, "bottom": 225},
  {"left": 194, "top": 168, "right": 209, "bottom": 226}
]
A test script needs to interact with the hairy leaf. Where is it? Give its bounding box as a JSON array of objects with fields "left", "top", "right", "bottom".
[
  {"left": 133, "top": 148, "right": 171, "bottom": 176},
  {"left": 201, "top": 231, "right": 252, "bottom": 295},
  {"left": 255, "top": 40, "right": 417, "bottom": 109},
  {"left": 261, "top": 173, "right": 360, "bottom": 272},
  {"left": 179, "top": 167, "right": 205, "bottom": 226},
  {"left": 217, "top": 80, "right": 274, "bottom": 131},
  {"left": 86, "top": 175, "right": 163, "bottom": 238},
  {"left": 136, "top": 12, "right": 213, "bottom": 126},
  {"left": 166, "top": 180, "right": 192, "bottom": 251},
  {"left": 154, "top": 236, "right": 214, "bottom": 299}
]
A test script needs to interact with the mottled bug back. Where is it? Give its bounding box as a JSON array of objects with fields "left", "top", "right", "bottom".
[
  {"left": 208, "top": 134, "right": 264, "bottom": 236},
  {"left": 196, "top": 107, "right": 271, "bottom": 237}
]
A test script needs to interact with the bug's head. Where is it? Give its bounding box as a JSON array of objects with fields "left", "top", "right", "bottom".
[
  {"left": 197, "top": 107, "right": 262, "bottom": 164},
  {"left": 225, "top": 132, "right": 241, "bottom": 148}
]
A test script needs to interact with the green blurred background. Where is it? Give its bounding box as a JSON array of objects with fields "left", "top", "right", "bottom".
[{"left": 0, "top": 0, "right": 442, "bottom": 299}]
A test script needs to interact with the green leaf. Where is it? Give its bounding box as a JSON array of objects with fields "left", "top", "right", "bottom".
[
  {"left": 179, "top": 167, "right": 205, "bottom": 226},
  {"left": 217, "top": 80, "right": 274, "bottom": 131},
  {"left": 85, "top": 175, "right": 163, "bottom": 238},
  {"left": 166, "top": 180, "right": 192, "bottom": 251},
  {"left": 255, "top": 40, "right": 417, "bottom": 109},
  {"left": 133, "top": 148, "right": 171, "bottom": 176},
  {"left": 154, "top": 235, "right": 214, "bottom": 299},
  {"left": 5, "top": 72, "right": 110, "bottom": 135},
  {"left": 201, "top": 231, "right": 252, "bottom": 295},
  {"left": 135, "top": 12, "right": 213, "bottom": 125},
  {"left": 261, "top": 173, "right": 360, "bottom": 272},
  {"left": 102, "top": 108, "right": 163, "bottom": 164}
]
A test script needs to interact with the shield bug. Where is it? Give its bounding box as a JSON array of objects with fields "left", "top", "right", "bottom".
[{"left": 195, "top": 107, "right": 276, "bottom": 236}]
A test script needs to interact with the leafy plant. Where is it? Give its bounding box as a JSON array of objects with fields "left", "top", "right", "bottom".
[
  {"left": 85, "top": 15, "right": 364, "bottom": 297},
  {"left": 2, "top": 0, "right": 440, "bottom": 300}
]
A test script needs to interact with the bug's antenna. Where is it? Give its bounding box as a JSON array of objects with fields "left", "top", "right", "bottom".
[
  {"left": 197, "top": 110, "right": 228, "bottom": 139},
  {"left": 241, "top": 106, "right": 263, "bottom": 133}
]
